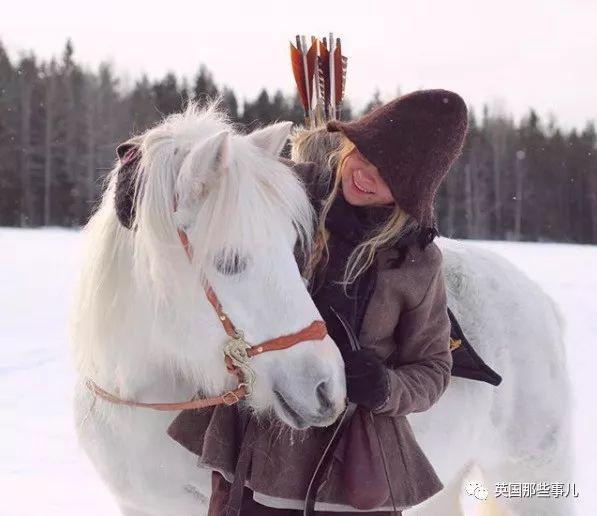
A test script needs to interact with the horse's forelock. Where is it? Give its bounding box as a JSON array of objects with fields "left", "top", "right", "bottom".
[
  {"left": 112, "top": 105, "right": 314, "bottom": 293},
  {"left": 113, "top": 102, "right": 230, "bottom": 231},
  {"left": 183, "top": 137, "right": 315, "bottom": 270}
]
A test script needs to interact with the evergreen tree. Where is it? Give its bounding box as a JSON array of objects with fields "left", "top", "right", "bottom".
[
  {"left": 286, "top": 93, "right": 306, "bottom": 124},
  {"left": 242, "top": 89, "right": 274, "bottom": 127},
  {"left": 0, "top": 41, "right": 19, "bottom": 225},
  {"left": 363, "top": 89, "right": 383, "bottom": 114},
  {"left": 15, "top": 54, "right": 40, "bottom": 226},
  {"left": 153, "top": 72, "right": 184, "bottom": 116},
  {"left": 192, "top": 65, "right": 218, "bottom": 106},
  {"left": 221, "top": 87, "right": 239, "bottom": 120},
  {"left": 129, "top": 75, "right": 158, "bottom": 132}
]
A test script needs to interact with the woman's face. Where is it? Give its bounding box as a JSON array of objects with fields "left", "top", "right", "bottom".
[{"left": 340, "top": 147, "right": 395, "bottom": 206}]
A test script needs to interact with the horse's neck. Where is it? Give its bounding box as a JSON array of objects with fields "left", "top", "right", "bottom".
[
  {"left": 90, "top": 291, "right": 233, "bottom": 402},
  {"left": 77, "top": 207, "right": 236, "bottom": 401}
]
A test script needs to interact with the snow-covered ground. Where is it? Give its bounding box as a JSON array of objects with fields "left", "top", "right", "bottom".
[{"left": 1, "top": 228, "right": 594, "bottom": 515}]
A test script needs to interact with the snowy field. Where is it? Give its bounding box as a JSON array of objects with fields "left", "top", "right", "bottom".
[{"left": 1, "top": 227, "right": 595, "bottom": 516}]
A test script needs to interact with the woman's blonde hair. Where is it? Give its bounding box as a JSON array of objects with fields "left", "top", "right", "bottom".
[{"left": 304, "top": 134, "right": 419, "bottom": 291}]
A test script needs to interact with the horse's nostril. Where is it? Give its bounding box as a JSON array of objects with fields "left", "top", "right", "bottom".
[{"left": 316, "top": 381, "right": 334, "bottom": 412}]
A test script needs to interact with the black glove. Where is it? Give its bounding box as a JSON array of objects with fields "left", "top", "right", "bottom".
[{"left": 344, "top": 348, "right": 390, "bottom": 411}]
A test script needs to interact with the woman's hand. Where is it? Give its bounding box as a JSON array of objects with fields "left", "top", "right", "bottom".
[{"left": 344, "top": 348, "right": 390, "bottom": 411}]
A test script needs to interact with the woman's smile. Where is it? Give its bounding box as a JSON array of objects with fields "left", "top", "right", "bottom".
[
  {"left": 352, "top": 169, "right": 375, "bottom": 195},
  {"left": 341, "top": 149, "right": 395, "bottom": 206}
]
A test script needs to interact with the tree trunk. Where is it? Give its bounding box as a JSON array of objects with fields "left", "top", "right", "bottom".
[
  {"left": 589, "top": 173, "right": 597, "bottom": 244},
  {"left": 514, "top": 154, "right": 525, "bottom": 240},
  {"left": 65, "top": 68, "right": 77, "bottom": 224},
  {"left": 446, "top": 172, "right": 457, "bottom": 238},
  {"left": 464, "top": 163, "right": 474, "bottom": 238},
  {"left": 44, "top": 72, "right": 56, "bottom": 226},
  {"left": 490, "top": 128, "right": 505, "bottom": 237},
  {"left": 85, "top": 81, "right": 97, "bottom": 213},
  {"left": 19, "top": 75, "right": 34, "bottom": 227}
]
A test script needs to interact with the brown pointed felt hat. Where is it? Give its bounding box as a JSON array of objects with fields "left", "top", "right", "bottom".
[{"left": 327, "top": 89, "right": 469, "bottom": 227}]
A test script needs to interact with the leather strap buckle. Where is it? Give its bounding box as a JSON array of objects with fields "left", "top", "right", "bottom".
[{"left": 222, "top": 390, "right": 241, "bottom": 406}]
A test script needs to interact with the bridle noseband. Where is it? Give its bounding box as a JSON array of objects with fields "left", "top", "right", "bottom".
[{"left": 86, "top": 228, "right": 328, "bottom": 411}]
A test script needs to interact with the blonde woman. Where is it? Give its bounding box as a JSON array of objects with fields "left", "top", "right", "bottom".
[{"left": 168, "top": 89, "right": 469, "bottom": 515}]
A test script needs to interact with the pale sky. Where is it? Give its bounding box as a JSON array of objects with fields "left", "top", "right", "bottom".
[{"left": 3, "top": 0, "right": 596, "bottom": 130}]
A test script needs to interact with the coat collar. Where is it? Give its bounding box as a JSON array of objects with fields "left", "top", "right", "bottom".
[
  {"left": 325, "top": 190, "right": 395, "bottom": 245},
  {"left": 324, "top": 191, "right": 422, "bottom": 269}
]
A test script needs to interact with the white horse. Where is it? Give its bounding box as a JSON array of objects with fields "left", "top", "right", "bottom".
[
  {"left": 407, "top": 238, "right": 573, "bottom": 516},
  {"left": 290, "top": 129, "right": 574, "bottom": 516},
  {"left": 71, "top": 103, "right": 346, "bottom": 516},
  {"left": 72, "top": 102, "right": 574, "bottom": 516}
]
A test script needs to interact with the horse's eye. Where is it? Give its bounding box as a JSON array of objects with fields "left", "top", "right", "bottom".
[{"left": 214, "top": 251, "right": 249, "bottom": 275}]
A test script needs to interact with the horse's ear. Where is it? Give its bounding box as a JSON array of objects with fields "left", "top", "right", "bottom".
[
  {"left": 246, "top": 121, "right": 293, "bottom": 157},
  {"left": 175, "top": 130, "right": 231, "bottom": 229},
  {"left": 179, "top": 130, "right": 231, "bottom": 189},
  {"left": 211, "top": 130, "right": 232, "bottom": 174},
  {"left": 115, "top": 139, "right": 142, "bottom": 229},
  {"left": 117, "top": 142, "right": 135, "bottom": 161},
  {"left": 116, "top": 136, "right": 142, "bottom": 163}
]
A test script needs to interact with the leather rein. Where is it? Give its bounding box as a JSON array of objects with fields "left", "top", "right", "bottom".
[{"left": 86, "top": 228, "right": 328, "bottom": 411}]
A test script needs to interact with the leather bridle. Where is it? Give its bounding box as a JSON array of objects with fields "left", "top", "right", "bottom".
[{"left": 86, "top": 228, "right": 328, "bottom": 411}]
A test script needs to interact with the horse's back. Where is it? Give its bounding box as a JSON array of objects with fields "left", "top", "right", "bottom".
[{"left": 435, "top": 238, "right": 571, "bottom": 470}]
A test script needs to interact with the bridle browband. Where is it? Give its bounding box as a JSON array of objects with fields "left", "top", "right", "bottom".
[{"left": 86, "top": 228, "right": 328, "bottom": 411}]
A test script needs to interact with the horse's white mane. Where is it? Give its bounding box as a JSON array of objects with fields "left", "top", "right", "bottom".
[{"left": 71, "top": 101, "right": 314, "bottom": 379}]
